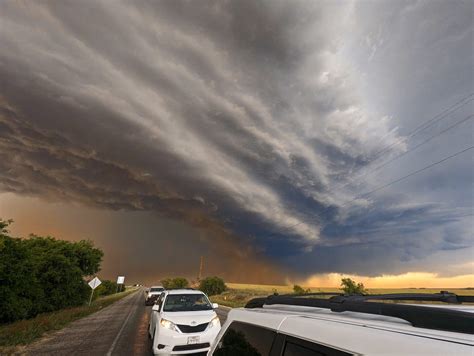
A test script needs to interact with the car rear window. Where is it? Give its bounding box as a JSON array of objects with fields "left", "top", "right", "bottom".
[{"left": 214, "top": 321, "right": 276, "bottom": 355}]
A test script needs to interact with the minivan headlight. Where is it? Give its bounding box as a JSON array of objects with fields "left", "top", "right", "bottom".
[
  {"left": 207, "top": 316, "right": 220, "bottom": 329},
  {"left": 160, "top": 318, "right": 178, "bottom": 332}
]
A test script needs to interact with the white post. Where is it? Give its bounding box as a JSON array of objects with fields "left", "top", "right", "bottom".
[{"left": 89, "top": 288, "right": 94, "bottom": 306}]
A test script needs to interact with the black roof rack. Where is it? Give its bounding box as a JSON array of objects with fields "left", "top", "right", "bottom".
[
  {"left": 331, "top": 291, "right": 474, "bottom": 304},
  {"left": 245, "top": 291, "right": 474, "bottom": 334}
]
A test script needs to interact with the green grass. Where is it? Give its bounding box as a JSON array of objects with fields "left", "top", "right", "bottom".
[
  {"left": 0, "top": 288, "right": 137, "bottom": 352},
  {"left": 210, "top": 283, "right": 473, "bottom": 308}
]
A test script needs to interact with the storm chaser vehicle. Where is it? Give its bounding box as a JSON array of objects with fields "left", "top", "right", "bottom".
[
  {"left": 209, "top": 291, "right": 474, "bottom": 355},
  {"left": 148, "top": 289, "right": 220, "bottom": 355},
  {"left": 145, "top": 286, "right": 165, "bottom": 306}
]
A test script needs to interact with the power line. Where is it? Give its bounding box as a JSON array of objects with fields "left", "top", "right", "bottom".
[
  {"left": 319, "top": 212, "right": 474, "bottom": 239},
  {"left": 323, "top": 145, "right": 473, "bottom": 224},
  {"left": 326, "top": 93, "right": 474, "bottom": 197},
  {"left": 253, "top": 94, "right": 474, "bottom": 238},
  {"left": 349, "top": 114, "right": 474, "bottom": 183},
  {"left": 371, "top": 92, "right": 474, "bottom": 154},
  {"left": 256, "top": 96, "right": 473, "bottom": 228},
  {"left": 309, "top": 98, "right": 474, "bottom": 223},
  {"left": 370, "top": 93, "right": 474, "bottom": 160},
  {"left": 315, "top": 145, "right": 474, "bottom": 232},
  {"left": 263, "top": 145, "right": 474, "bottom": 238},
  {"left": 355, "top": 145, "right": 474, "bottom": 201}
]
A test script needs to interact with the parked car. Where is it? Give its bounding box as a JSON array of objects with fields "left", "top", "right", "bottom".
[
  {"left": 148, "top": 289, "right": 221, "bottom": 355},
  {"left": 145, "top": 286, "right": 166, "bottom": 306},
  {"left": 209, "top": 291, "right": 474, "bottom": 355}
]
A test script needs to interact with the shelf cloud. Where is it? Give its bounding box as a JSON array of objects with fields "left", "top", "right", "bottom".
[{"left": 1, "top": 0, "right": 472, "bottom": 282}]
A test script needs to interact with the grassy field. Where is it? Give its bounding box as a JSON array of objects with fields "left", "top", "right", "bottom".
[
  {"left": 210, "top": 283, "right": 473, "bottom": 308},
  {"left": 0, "top": 288, "right": 138, "bottom": 352}
]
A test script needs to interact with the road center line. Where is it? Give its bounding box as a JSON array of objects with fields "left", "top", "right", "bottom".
[{"left": 106, "top": 290, "right": 141, "bottom": 356}]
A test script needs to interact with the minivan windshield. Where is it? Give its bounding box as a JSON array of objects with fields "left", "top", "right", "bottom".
[
  {"left": 150, "top": 287, "right": 164, "bottom": 292},
  {"left": 163, "top": 294, "right": 212, "bottom": 312}
]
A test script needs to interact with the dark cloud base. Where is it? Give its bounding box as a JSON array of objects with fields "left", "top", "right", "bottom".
[{"left": 0, "top": 0, "right": 472, "bottom": 280}]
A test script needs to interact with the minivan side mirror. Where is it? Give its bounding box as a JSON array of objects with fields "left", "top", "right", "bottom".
[
  {"left": 152, "top": 304, "right": 160, "bottom": 312},
  {"left": 212, "top": 303, "right": 219, "bottom": 309}
]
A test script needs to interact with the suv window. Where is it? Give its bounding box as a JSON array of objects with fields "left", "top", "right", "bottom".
[
  {"left": 214, "top": 321, "right": 276, "bottom": 356},
  {"left": 282, "top": 335, "right": 351, "bottom": 356}
]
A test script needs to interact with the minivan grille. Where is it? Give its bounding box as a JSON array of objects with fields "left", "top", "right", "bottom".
[
  {"left": 172, "top": 343, "right": 210, "bottom": 351},
  {"left": 177, "top": 322, "right": 208, "bottom": 333}
]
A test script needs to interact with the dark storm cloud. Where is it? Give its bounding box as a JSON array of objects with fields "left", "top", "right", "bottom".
[
  {"left": 0, "top": 193, "right": 285, "bottom": 284},
  {"left": 0, "top": 0, "right": 472, "bottom": 278}
]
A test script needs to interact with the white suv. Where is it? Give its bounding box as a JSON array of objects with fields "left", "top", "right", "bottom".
[
  {"left": 146, "top": 286, "right": 166, "bottom": 306},
  {"left": 148, "top": 289, "right": 221, "bottom": 355},
  {"left": 209, "top": 292, "right": 474, "bottom": 355}
]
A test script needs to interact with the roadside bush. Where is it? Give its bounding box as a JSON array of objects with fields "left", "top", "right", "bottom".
[
  {"left": 340, "top": 278, "right": 367, "bottom": 295},
  {"left": 161, "top": 277, "right": 189, "bottom": 289},
  {"left": 199, "top": 276, "right": 227, "bottom": 296},
  {"left": 293, "top": 284, "right": 311, "bottom": 294},
  {"left": 0, "top": 219, "right": 103, "bottom": 324},
  {"left": 95, "top": 280, "right": 118, "bottom": 297},
  {"left": 0, "top": 228, "right": 39, "bottom": 322},
  {"left": 161, "top": 278, "right": 172, "bottom": 289}
]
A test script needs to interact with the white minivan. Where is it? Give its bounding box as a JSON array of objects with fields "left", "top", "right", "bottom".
[{"left": 149, "top": 289, "right": 221, "bottom": 355}]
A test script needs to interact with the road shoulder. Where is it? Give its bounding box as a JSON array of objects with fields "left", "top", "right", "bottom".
[{"left": 0, "top": 289, "right": 138, "bottom": 355}]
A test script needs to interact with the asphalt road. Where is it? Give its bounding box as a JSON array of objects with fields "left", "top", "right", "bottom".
[{"left": 25, "top": 289, "right": 230, "bottom": 356}]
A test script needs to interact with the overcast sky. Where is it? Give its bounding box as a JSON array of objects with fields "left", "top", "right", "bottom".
[{"left": 1, "top": 0, "right": 472, "bottom": 285}]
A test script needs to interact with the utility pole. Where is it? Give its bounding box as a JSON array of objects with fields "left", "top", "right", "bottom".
[{"left": 198, "top": 256, "right": 204, "bottom": 281}]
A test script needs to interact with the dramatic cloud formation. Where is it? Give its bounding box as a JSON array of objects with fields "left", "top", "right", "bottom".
[
  {"left": 0, "top": 192, "right": 284, "bottom": 284},
  {"left": 0, "top": 0, "right": 472, "bottom": 282}
]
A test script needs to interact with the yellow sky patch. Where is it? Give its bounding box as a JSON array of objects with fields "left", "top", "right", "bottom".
[{"left": 301, "top": 272, "right": 474, "bottom": 288}]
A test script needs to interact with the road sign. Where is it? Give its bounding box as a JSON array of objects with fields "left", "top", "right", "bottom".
[
  {"left": 88, "top": 277, "right": 102, "bottom": 290},
  {"left": 88, "top": 277, "right": 102, "bottom": 306},
  {"left": 117, "top": 276, "right": 125, "bottom": 284}
]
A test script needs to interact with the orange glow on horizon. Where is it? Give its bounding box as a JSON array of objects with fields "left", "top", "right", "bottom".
[
  {"left": 301, "top": 272, "right": 474, "bottom": 289},
  {"left": 2, "top": 193, "right": 473, "bottom": 288}
]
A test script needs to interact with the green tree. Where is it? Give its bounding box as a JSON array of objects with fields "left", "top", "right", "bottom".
[
  {"left": 340, "top": 278, "right": 367, "bottom": 295},
  {"left": 293, "top": 284, "right": 311, "bottom": 294},
  {"left": 160, "top": 278, "right": 172, "bottom": 289},
  {"left": 0, "top": 218, "right": 13, "bottom": 235},
  {"left": 172, "top": 277, "right": 189, "bottom": 288},
  {"left": 96, "top": 280, "right": 118, "bottom": 297},
  {"left": 0, "top": 226, "right": 39, "bottom": 322},
  {"left": 22, "top": 236, "right": 103, "bottom": 313},
  {"left": 0, "top": 219, "right": 104, "bottom": 323},
  {"left": 199, "top": 276, "right": 227, "bottom": 296},
  {"left": 161, "top": 277, "right": 189, "bottom": 289}
]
